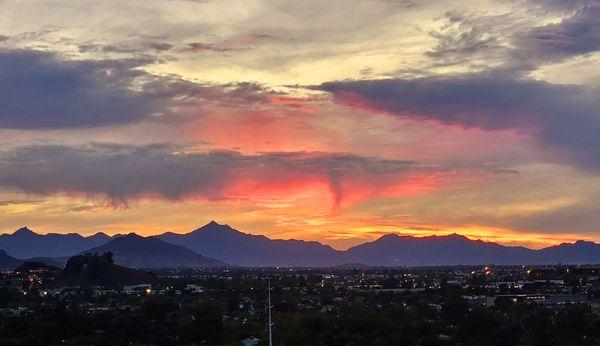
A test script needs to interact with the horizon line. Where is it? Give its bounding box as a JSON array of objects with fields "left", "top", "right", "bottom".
[{"left": 1, "top": 221, "right": 596, "bottom": 252}]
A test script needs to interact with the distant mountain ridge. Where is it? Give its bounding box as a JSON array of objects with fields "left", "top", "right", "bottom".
[
  {"left": 0, "top": 227, "right": 111, "bottom": 258},
  {"left": 158, "top": 221, "right": 344, "bottom": 266},
  {"left": 345, "top": 234, "right": 600, "bottom": 266},
  {"left": 158, "top": 222, "right": 600, "bottom": 266},
  {"left": 3, "top": 222, "right": 600, "bottom": 267},
  {"left": 537, "top": 240, "right": 600, "bottom": 264},
  {"left": 0, "top": 249, "right": 24, "bottom": 270},
  {"left": 14, "top": 261, "right": 61, "bottom": 273},
  {"left": 0, "top": 249, "right": 65, "bottom": 270},
  {"left": 344, "top": 233, "right": 538, "bottom": 266}
]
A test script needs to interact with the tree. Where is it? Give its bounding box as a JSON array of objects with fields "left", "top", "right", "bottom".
[{"left": 102, "top": 252, "right": 114, "bottom": 264}]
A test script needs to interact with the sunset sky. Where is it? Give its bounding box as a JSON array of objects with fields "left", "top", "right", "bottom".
[{"left": 1, "top": 0, "right": 600, "bottom": 249}]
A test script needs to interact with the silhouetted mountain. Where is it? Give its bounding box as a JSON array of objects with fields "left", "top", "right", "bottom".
[
  {"left": 4, "top": 223, "right": 600, "bottom": 267},
  {"left": 13, "top": 261, "right": 61, "bottom": 273},
  {"left": 52, "top": 252, "right": 156, "bottom": 287},
  {"left": 345, "top": 233, "right": 540, "bottom": 266},
  {"left": 159, "top": 221, "right": 344, "bottom": 267},
  {"left": 159, "top": 222, "right": 600, "bottom": 266},
  {"left": 0, "top": 227, "right": 111, "bottom": 258},
  {"left": 82, "top": 233, "right": 226, "bottom": 268},
  {"left": 537, "top": 240, "right": 600, "bottom": 264},
  {"left": 345, "top": 234, "right": 600, "bottom": 266},
  {"left": 0, "top": 250, "right": 64, "bottom": 270},
  {"left": 25, "top": 256, "right": 68, "bottom": 268},
  {"left": 0, "top": 249, "right": 24, "bottom": 270}
]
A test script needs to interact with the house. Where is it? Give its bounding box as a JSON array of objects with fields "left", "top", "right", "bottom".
[
  {"left": 241, "top": 337, "right": 259, "bottom": 346},
  {"left": 123, "top": 284, "right": 152, "bottom": 295}
]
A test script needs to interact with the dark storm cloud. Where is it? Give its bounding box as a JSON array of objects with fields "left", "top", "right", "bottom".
[
  {"left": 318, "top": 72, "right": 600, "bottom": 169},
  {"left": 0, "top": 49, "right": 269, "bottom": 130},
  {"left": 514, "top": 5, "right": 600, "bottom": 64},
  {"left": 0, "top": 49, "right": 175, "bottom": 129},
  {"left": 0, "top": 144, "right": 419, "bottom": 204}
]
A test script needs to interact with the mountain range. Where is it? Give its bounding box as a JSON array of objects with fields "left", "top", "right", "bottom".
[
  {"left": 0, "top": 250, "right": 64, "bottom": 271},
  {"left": 0, "top": 249, "right": 25, "bottom": 270},
  {"left": 158, "top": 221, "right": 341, "bottom": 267},
  {"left": 0, "top": 227, "right": 110, "bottom": 258},
  {"left": 2, "top": 222, "right": 600, "bottom": 268},
  {"left": 345, "top": 234, "right": 537, "bottom": 266}
]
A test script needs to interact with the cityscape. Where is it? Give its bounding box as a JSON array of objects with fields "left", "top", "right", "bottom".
[{"left": 2, "top": 256, "right": 600, "bottom": 345}]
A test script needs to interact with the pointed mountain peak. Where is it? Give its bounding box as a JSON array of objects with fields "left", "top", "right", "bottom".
[
  {"left": 373, "top": 232, "right": 473, "bottom": 244},
  {"left": 112, "top": 232, "right": 144, "bottom": 240},
  {"left": 574, "top": 240, "right": 597, "bottom": 246},
  {"left": 378, "top": 233, "right": 401, "bottom": 240},
  {"left": 193, "top": 221, "right": 238, "bottom": 233},
  {"left": 123, "top": 232, "right": 143, "bottom": 239},
  {"left": 89, "top": 231, "right": 110, "bottom": 239},
  {"left": 445, "top": 233, "right": 469, "bottom": 240},
  {"left": 13, "top": 227, "right": 37, "bottom": 236}
]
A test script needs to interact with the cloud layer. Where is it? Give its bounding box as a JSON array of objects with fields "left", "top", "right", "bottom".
[
  {"left": 0, "top": 50, "right": 166, "bottom": 128},
  {"left": 0, "top": 49, "right": 271, "bottom": 129},
  {"left": 0, "top": 143, "right": 423, "bottom": 206},
  {"left": 319, "top": 72, "right": 600, "bottom": 169}
]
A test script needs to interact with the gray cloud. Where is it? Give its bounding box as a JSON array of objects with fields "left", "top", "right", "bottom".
[
  {"left": 147, "top": 42, "right": 174, "bottom": 51},
  {"left": 78, "top": 42, "right": 174, "bottom": 54},
  {"left": 424, "top": 4, "right": 600, "bottom": 71},
  {"left": 0, "top": 49, "right": 176, "bottom": 129},
  {"left": 507, "top": 195, "right": 600, "bottom": 234},
  {"left": 182, "top": 34, "right": 273, "bottom": 54},
  {"left": 525, "top": 0, "right": 597, "bottom": 12},
  {"left": 184, "top": 42, "right": 244, "bottom": 53},
  {"left": 426, "top": 11, "right": 506, "bottom": 68},
  {"left": 514, "top": 5, "right": 600, "bottom": 64},
  {"left": 318, "top": 71, "right": 600, "bottom": 169},
  {"left": 0, "top": 49, "right": 271, "bottom": 130},
  {"left": 0, "top": 143, "right": 420, "bottom": 204}
]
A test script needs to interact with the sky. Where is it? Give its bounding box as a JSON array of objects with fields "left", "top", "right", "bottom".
[{"left": 1, "top": 0, "right": 600, "bottom": 249}]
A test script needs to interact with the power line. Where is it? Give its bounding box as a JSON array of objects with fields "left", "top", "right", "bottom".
[{"left": 268, "top": 280, "right": 273, "bottom": 346}]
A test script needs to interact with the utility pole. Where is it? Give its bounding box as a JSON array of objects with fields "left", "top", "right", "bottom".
[{"left": 268, "top": 280, "right": 273, "bottom": 346}]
